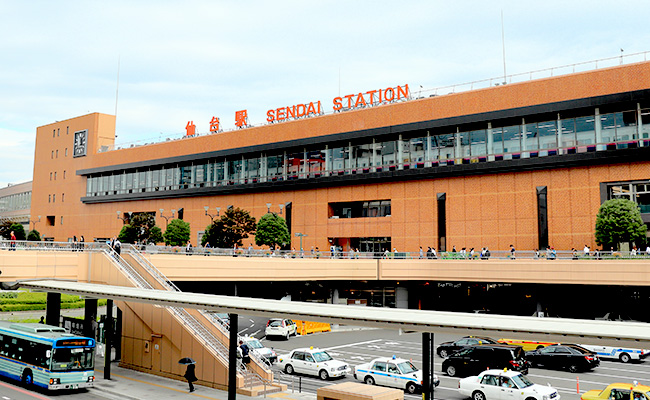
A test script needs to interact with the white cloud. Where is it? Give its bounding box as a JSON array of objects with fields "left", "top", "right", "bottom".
[{"left": 1, "top": 0, "right": 649, "bottom": 187}]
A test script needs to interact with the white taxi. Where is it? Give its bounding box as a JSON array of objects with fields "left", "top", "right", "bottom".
[
  {"left": 459, "top": 369, "right": 560, "bottom": 400},
  {"left": 354, "top": 356, "right": 440, "bottom": 394},
  {"left": 277, "top": 347, "right": 349, "bottom": 380}
]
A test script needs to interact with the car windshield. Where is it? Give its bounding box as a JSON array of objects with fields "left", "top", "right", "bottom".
[
  {"left": 397, "top": 361, "right": 418, "bottom": 374},
  {"left": 312, "top": 351, "right": 333, "bottom": 362},
  {"left": 269, "top": 320, "right": 282, "bottom": 327},
  {"left": 511, "top": 374, "right": 534, "bottom": 388},
  {"left": 246, "top": 339, "right": 263, "bottom": 349}
]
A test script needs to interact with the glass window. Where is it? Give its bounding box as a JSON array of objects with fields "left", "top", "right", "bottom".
[
  {"left": 431, "top": 134, "right": 454, "bottom": 161},
  {"left": 246, "top": 157, "right": 259, "bottom": 180},
  {"left": 459, "top": 131, "right": 470, "bottom": 157},
  {"left": 503, "top": 125, "right": 521, "bottom": 153},
  {"left": 575, "top": 116, "right": 595, "bottom": 145},
  {"left": 331, "top": 147, "right": 346, "bottom": 172},
  {"left": 372, "top": 361, "right": 387, "bottom": 372},
  {"left": 307, "top": 150, "right": 326, "bottom": 176},
  {"left": 538, "top": 120, "right": 558, "bottom": 150},
  {"left": 560, "top": 118, "right": 576, "bottom": 148},
  {"left": 287, "top": 152, "right": 303, "bottom": 179},
  {"left": 491, "top": 127, "right": 503, "bottom": 154},
  {"left": 470, "top": 130, "right": 487, "bottom": 156}
]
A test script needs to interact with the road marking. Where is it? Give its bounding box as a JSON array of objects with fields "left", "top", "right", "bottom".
[{"left": 324, "top": 339, "right": 383, "bottom": 351}]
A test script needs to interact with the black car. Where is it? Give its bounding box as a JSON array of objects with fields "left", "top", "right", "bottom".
[
  {"left": 437, "top": 336, "right": 500, "bottom": 358},
  {"left": 441, "top": 344, "right": 528, "bottom": 377},
  {"left": 525, "top": 344, "right": 599, "bottom": 372}
]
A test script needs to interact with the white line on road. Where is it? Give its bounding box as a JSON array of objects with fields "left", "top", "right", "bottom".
[{"left": 324, "top": 339, "right": 383, "bottom": 351}]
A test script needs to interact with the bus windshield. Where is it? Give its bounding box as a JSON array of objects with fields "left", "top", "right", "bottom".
[{"left": 51, "top": 347, "right": 95, "bottom": 371}]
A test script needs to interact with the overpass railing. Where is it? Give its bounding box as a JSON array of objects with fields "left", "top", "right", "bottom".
[{"left": 139, "top": 244, "right": 650, "bottom": 260}]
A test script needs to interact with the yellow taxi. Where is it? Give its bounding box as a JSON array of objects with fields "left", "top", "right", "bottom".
[
  {"left": 498, "top": 338, "right": 558, "bottom": 351},
  {"left": 581, "top": 382, "right": 650, "bottom": 400}
]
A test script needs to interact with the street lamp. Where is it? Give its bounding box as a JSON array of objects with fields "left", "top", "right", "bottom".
[
  {"left": 159, "top": 208, "right": 175, "bottom": 227},
  {"left": 30, "top": 215, "right": 41, "bottom": 231},
  {"left": 295, "top": 232, "right": 308, "bottom": 251},
  {"left": 116, "top": 211, "right": 131, "bottom": 224},
  {"left": 204, "top": 206, "right": 221, "bottom": 223},
  {"left": 279, "top": 203, "right": 284, "bottom": 215},
  {"left": 266, "top": 203, "right": 272, "bottom": 213}
]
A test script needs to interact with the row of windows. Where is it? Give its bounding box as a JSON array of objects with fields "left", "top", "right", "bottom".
[
  {"left": 49, "top": 171, "right": 67, "bottom": 181},
  {"left": 608, "top": 182, "right": 650, "bottom": 213},
  {"left": 0, "top": 191, "right": 31, "bottom": 212},
  {"left": 85, "top": 107, "right": 650, "bottom": 198},
  {"left": 48, "top": 193, "right": 64, "bottom": 203},
  {"left": 329, "top": 200, "right": 392, "bottom": 219},
  {"left": 51, "top": 148, "right": 69, "bottom": 159},
  {"left": 52, "top": 126, "right": 70, "bottom": 138}
]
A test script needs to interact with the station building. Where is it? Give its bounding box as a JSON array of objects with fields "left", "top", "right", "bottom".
[{"left": 31, "top": 60, "right": 650, "bottom": 253}]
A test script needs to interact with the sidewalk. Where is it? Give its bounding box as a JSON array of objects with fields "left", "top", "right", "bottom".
[{"left": 93, "top": 361, "right": 316, "bottom": 400}]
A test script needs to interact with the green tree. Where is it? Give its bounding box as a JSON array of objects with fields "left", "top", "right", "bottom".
[
  {"left": 595, "top": 198, "right": 647, "bottom": 250},
  {"left": 130, "top": 212, "right": 157, "bottom": 243},
  {"left": 8, "top": 223, "right": 26, "bottom": 240},
  {"left": 149, "top": 226, "right": 163, "bottom": 244},
  {"left": 201, "top": 207, "right": 256, "bottom": 248},
  {"left": 163, "top": 219, "right": 191, "bottom": 246},
  {"left": 255, "top": 213, "right": 290, "bottom": 249},
  {"left": 27, "top": 230, "right": 41, "bottom": 241},
  {"left": 117, "top": 224, "right": 139, "bottom": 244}
]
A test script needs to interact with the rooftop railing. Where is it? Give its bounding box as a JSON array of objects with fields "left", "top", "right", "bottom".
[{"left": 99, "top": 51, "right": 650, "bottom": 153}]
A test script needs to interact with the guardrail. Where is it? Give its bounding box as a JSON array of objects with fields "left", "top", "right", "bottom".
[{"left": 139, "top": 244, "right": 650, "bottom": 260}]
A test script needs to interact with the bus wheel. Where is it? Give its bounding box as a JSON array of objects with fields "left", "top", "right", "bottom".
[{"left": 22, "top": 370, "right": 33, "bottom": 386}]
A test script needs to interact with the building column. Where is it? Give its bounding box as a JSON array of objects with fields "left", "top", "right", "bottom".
[
  {"left": 371, "top": 139, "right": 377, "bottom": 172},
  {"left": 437, "top": 193, "right": 447, "bottom": 252},
  {"left": 45, "top": 292, "right": 61, "bottom": 326},
  {"left": 397, "top": 135, "right": 404, "bottom": 170},
  {"left": 595, "top": 108, "right": 604, "bottom": 150},
  {"left": 228, "top": 313, "right": 239, "bottom": 400},
  {"left": 325, "top": 145, "right": 331, "bottom": 176},
  {"left": 396, "top": 287, "right": 408, "bottom": 309},
  {"left": 637, "top": 103, "right": 643, "bottom": 144},
  {"left": 84, "top": 298, "right": 98, "bottom": 340},
  {"left": 331, "top": 288, "right": 339, "bottom": 305},
  {"left": 521, "top": 118, "right": 527, "bottom": 154},
  {"left": 486, "top": 123, "right": 494, "bottom": 161},
  {"left": 557, "top": 113, "right": 563, "bottom": 154},
  {"left": 536, "top": 186, "right": 549, "bottom": 251},
  {"left": 104, "top": 299, "right": 113, "bottom": 380},
  {"left": 454, "top": 128, "right": 461, "bottom": 161},
  {"left": 260, "top": 153, "right": 267, "bottom": 182},
  {"left": 426, "top": 132, "right": 432, "bottom": 166}
]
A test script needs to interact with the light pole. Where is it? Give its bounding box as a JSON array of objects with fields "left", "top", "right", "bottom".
[
  {"left": 204, "top": 206, "right": 221, "bottom": 223},
  {"left": 116, "top": 211, "right": 131, "bottom": 225},
  {"left": 159, "top": 208, "right": 175, "bottom": 227},
  {"left": 295, "top": 232, "right": 308, "bottom": 251},
  {"left": 30, "top": 215, "right": 41, "bottom": 231}
]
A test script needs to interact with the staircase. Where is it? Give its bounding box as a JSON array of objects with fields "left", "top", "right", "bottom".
[{"left": 107, "top": 245, "right": 282, "bottom": 395}]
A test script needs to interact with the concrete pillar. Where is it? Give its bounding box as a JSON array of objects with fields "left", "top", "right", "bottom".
[
  {"left": 595, "top": 108, "right": 603, "bottom": 150},
  {"left": 45, "top": 292, "right": 61, "bottom": 326},
  {"left": 397, "top": 135, "right": 404, "bottom": 170},
  {"left": 396, "top": 287, "right": 408, "bottom": 309},
  {"left": 228, "top": 313, "right": 239, "bottom": 400},
  {"left": 487, "top": 123, "right": 494, "bottom": 160},
  {"left": 84, "top": 298, "right": 98, "bottom": 339},
  {"left": 331, "top": 288, "right": 339, "bottom": 305},
  {"left": 104, "top": 299, "right": 113, "bottom": 380}
]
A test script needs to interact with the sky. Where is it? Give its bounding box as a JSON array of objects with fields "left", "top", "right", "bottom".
[{"left": 1, "top": 1, "right": 649, "bottom": 187}]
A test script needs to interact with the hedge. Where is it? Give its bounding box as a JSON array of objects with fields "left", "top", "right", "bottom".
[{"left": 0, "top": 291, "right": 107, "bottom": 312}]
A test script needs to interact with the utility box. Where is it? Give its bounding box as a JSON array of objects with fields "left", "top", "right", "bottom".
[{"left": 317, "top": 382, "right": 403, "bottom": 400}]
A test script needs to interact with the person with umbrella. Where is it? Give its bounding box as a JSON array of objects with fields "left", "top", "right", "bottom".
[{"left": 179, "top": 358, "right": 197, "bottom": 392}]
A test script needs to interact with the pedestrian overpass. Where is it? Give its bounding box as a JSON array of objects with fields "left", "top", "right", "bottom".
[{"left": 2, "top": 243, "right": 649, "bottom": 399}]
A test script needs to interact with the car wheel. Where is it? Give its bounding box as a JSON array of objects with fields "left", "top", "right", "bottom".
[
  {"left": 439, "top": 349, "right": 448, "bottom": 358},
  {"left": 472, "top": 390, "right": 486, "bottom": 400},
  {"left": 285, "top": 364, "right": 294, "bottom": 374},
  {"left": 22, "top": 370, "right": 33, "bottom": 387},
  {"left": 620, "top": 353, "right": 631, "bottom": 363},
  {"left": 364, "top": 376, "right": 375, "bottom": 385},
  {"left": 446, "top": 365, "right": 457, "bottom": 377},
  {"left": 319, "top": 369, "right": 329, "bottom": 380},
  {"left": 568, "top": 364, "right": 578, "bottom": 373},
  {"left": 406, "top": 382, "right": 418, "bottom": 394}
]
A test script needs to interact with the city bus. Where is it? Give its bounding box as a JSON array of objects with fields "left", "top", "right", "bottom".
[{"left": 0, "top": 321, "right": 95, "bottom": 390}]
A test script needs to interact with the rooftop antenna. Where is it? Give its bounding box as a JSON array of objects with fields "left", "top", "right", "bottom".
[
  {"left": 501, "top": 10, "right": 507, "bottom": 84},
  {"left": 115, "top": 55, "right": 121, "bottom": 121},
  {"left": 620, "top": 48, "right": 624, "bottom": 65}
]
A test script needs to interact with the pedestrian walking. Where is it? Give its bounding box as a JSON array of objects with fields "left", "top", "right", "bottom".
[
  {"left": 509, "top": 244, "right": 516, "bottom": 259},
  {"left": 184, "top": 363, "right": 197, "bottom": 392},
  {"left": 239, "top": 340, "right": 250, "bottom": 366},
  {"left": 10, "top": 231, "right": 16, "bottom": 251}
]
